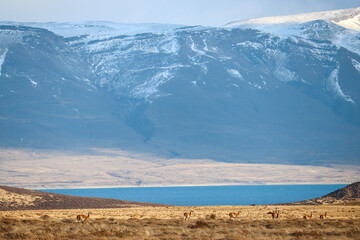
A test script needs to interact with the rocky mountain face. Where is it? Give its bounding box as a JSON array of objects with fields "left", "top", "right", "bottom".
[
  {"left": 0, "top": 25, "right": 143, "bottom": 149},
  {"left": 1, "top": 7, "right": 360, "bottom": 165}
]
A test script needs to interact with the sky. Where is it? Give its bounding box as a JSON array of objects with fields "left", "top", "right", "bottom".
[{"left": 0, "top": 0, "right": 359, "bottom": 26}]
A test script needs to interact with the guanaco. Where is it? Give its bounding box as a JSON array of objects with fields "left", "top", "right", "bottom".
[
  {"left": 184, "top": 210, "right": 193, "bottom": 220},
  {"left": 320, "top": 212, "right": 327, "bottom": 219},
  {"left": 267, "top": 210, "right": 280, "bottom": 220},
  {"left": 229, "top": 211, "right": 241, "bottom": 219},
  {"left": 303, "top": 212, "right": 312, "bottom": 219},
  {"left": 76, "top": 212, "right": 91, "bottom": 223}
]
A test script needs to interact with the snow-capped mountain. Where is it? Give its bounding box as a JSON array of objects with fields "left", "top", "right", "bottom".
[
  {"left": 225, "top": 7, "right": 360, "bottom": 55},
  {"left": 0, "top": 25, "right": 143, "bottom": 148},
  {"left": 0, "top": 21, "right": 183, "bottom": 39},
  {"left": 225, "top": 7, "right": 360, "bottom": 31},
  {"left": 1, "top": 7, "right": 360, "bottom": 165}
]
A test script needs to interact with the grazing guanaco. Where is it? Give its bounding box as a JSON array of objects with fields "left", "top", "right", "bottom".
[
  {"left": 76, "top": 212, "right": 91, "bottom": 223},
  {"left": 319, "top": 212, "right": 327, "bottom": 219},
  {"left": 184, "top": 210, "right": 193, "bottom": 220},
  {"left": 303, "top": 212, "right": 312, "bottom": 219},
  {"left": 267, "top": 210, "right": 280, "bottom": 220},
  {"left": 229, "top": 211, "right": 241, "bottom": 219}
]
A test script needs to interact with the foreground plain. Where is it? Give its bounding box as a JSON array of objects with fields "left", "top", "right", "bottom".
[{"left": 1, "top": 204, "right": 359, "bottom": 239}]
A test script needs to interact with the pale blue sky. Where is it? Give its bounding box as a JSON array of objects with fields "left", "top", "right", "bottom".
[{"left": 0, "top": 0, "right": 359, "bottom": 26}]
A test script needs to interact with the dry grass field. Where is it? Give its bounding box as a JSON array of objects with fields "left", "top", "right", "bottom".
[{"left": 1, "top": 204, "right": 360, "bottom": 239}]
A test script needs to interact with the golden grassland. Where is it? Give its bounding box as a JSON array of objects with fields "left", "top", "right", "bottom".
[{"left": 1, "top": 204, "right": 360, "bottom": 239}]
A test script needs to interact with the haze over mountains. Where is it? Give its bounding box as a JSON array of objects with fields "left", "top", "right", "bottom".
[{"left": 1, "top": 7, "right": 360, "bottom": 166}]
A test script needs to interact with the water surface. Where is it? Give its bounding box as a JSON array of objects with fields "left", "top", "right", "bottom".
[{"left": 42, "top": 184, "right": 346, "bottom": 206}]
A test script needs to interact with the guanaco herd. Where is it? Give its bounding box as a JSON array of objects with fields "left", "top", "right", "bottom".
[
  {"left": 303, "top": 212, "right": 327, "bottom": 220},
  {"left": 74, "top": 210, "right": 329, "bottom": 223}
]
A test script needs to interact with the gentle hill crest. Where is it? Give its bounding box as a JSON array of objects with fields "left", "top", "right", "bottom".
[
  {"left": 320, "top": 181, "right": 360, "bottom": 202},
  {"left": 0, "top": 185, "right": 164, "bottom": 211},
  {"left": 287, "top": 182, "right": 360, "bottom": 205}
]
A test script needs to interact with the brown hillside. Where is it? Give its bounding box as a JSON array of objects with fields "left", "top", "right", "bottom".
[
  {"left": 323, "top": 182, "right": 360, "bottom": 200},
  {"left": 284, "top": 182, "right": 360, "bottom": 205},
  {"left": 0, "top": 185, "right": 164, "bottom": 211}
]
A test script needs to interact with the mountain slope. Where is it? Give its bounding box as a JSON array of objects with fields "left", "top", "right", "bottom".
[
  {"left": 1, "top": 7, "right": 360, "bottom": 165},
  {"left": 0, "top": 25, "right": 143, "bottom": 149},
  {"left": 64, "top": 23, "right": 360, "bottom": 164}
]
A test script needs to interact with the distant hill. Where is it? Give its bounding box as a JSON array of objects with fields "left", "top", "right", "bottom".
[
  {"left": 286, "top": 182, "right": 360, "bottom": 205},
  {"left": 0, "top": 185, "right": 164, "bottom": 211}
]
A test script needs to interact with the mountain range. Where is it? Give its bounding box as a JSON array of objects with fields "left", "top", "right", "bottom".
[{"left": 1, "top": 7, "right": 360, "bottom": 165}]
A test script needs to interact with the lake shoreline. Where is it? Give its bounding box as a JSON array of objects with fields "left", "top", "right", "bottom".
[
  {"left": 33, "top": 182, "right": 351, "bottom": 190},
  {"left": 40, "top": 184, "right": 347, "bottom": 206}
]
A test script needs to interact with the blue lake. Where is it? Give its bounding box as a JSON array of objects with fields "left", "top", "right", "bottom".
[{"left": 41, "top": 184, "right": 346, "bottom": 206}]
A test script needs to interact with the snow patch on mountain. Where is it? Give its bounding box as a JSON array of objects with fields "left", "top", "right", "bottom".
[
  {"left": 131, "top": 70, "right": 173, "bottom": 100},
  {"left": 248, "top": 82, "right": 262, "bottom": 89},
  {"left": 274, "top": 66, "right": 297, "bottom": 82},
  {"left": 352, "top": 59, "right": 360, "bottom": 73},
  {"left": 0, "top": 48, "right": 7, "bottom": 76},
  {"left": 189, "top": 36, "right": 215, "bottom": 59},
  {"left": 325, "top": 68, "right": 354, "bottom": 103},
  {"left": 227, "top": 69, "right": 244, "bottom": 80},
  {"left": 236, "top": 41, "right": 263, "bottom": 50},
  {"left": 159, "top": 33, "right": 180, "bottom": 54},
  {"left": 28, "top": 78, "right": 38, "bottom": 87},
  {"left": 270, "top": 50, "right": 298, "bottom": 82},
  {"left": 129, "top": 64, "right": 190, "bottom": 74}
]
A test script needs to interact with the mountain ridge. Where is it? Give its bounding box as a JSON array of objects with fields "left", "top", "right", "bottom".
[
  {"left": 225, "top": 6, "right": 360, "bottom": 31},
  {"left": 0, "top": 7, "right": 360, "bottom": 165}
]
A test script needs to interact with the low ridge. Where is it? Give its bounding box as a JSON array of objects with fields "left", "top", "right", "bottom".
[
  {"left": 320, "top": 182, "right": 360, "bottom": 202},
  {"left": 285, "top": 182, "right": 360, "bottom": 205},
  {"left": 0, "top": 185, "right": 165, "bottom": 211}
]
